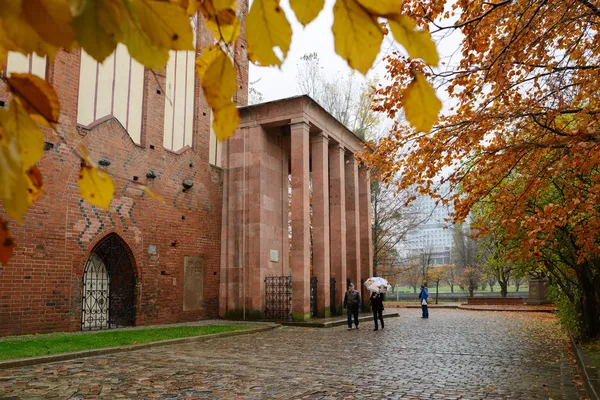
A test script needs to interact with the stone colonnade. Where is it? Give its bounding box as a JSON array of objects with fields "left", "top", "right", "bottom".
[{"left": 220, "top": 96, "right": 373, "bottom": 321}]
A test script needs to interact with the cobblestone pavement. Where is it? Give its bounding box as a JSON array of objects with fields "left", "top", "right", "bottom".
[{"left": 0, "top": 309, "right": 588, "bottom": 399}]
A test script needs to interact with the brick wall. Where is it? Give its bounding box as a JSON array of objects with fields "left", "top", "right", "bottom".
[{"left": 0, "top": 9, "right": 249, "bottom": 336}]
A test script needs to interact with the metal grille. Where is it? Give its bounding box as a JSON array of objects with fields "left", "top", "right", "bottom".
[
  {"left": 82, "top": 234, "right": 136, "bottom": 331},
  {"left": 330, "top": 277, "right": 336, "bottom": 315},
  {"left": 264, "top": 275, "right": 292, "bottom": 320},
  {"left": 310, "top": 276, "right": 318, "bottom": 318}
]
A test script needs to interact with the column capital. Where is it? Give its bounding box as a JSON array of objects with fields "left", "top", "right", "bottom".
[
  {"left": 310, "top": 133, "right": 330, "bottom": 144},
  {"left": 290, "top": 119, "right": 310, "bottom": 129}
]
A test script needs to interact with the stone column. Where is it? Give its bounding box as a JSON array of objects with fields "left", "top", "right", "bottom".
[
  {"left": 290, "top": 121, "right": 311, "bottom": 321},
  {"left": 311, "top": 134, "right": 330, "bottom": 317},
  {"left": 359, "top": 167, "right": 373, "bottom": 283},
  {"left": 345, "top": 153, "right": 361, "bottom": 289},
  {"left": 329, "top": 143, "right": 346, "bottom": 314}
]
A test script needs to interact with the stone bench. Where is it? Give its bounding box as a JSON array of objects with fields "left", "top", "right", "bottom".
[{"left": 466, "top": 297, "right": 524, "bottom": 305}]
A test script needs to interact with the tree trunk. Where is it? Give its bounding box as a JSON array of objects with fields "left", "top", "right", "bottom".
[
  {"left": 577, "top": 266, "right": 600, "bottom": 340},
  {"left": 468, "top": 288, "right": 474, "bottom": 297},
  {"left": 490, "top": 286, "right": 494, "bottom": 292},
  {"left": 413, "top": 286, "right": 417, "bottom": 294},
  {"left": 499, "top": 282, "right": 508, "bottom": 298},
  {"left": 515, "top": 282, "right": 520, "bottom": 292},
  {"left": 435, "top": 281, "right": 439, "bottom": 305}
]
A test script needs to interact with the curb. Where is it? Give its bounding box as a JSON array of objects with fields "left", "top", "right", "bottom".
[
  {"left": 403, "top": 305, "right": 459, "bottom": 309},
  {"left": 570, "top": 334, "right": 600, "bottom": 400},
  {"left": 457, "top": 305, "right": 556, "bottom": 313},
  {"left": 281, "top": 312, "right": 400, "bottom": 328},
  {"left": 0, "top": 324, "right": 280, "bottom": 370}
]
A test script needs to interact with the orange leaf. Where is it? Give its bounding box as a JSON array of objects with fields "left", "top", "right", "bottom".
[
  {"left": 0, "top": 219, "right": 16, "bottom": 264},
  {"left": 7, "top": 73, "right": 61, "bottom": 128}
]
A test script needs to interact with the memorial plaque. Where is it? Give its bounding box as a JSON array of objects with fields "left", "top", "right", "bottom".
[{"left": 183, "top": 256, "right": 205, "bottom": 311}]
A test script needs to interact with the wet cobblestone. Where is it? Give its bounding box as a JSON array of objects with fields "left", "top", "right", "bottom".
[{"left": 0, "top": 309, "right": 588, "bottom": 399}]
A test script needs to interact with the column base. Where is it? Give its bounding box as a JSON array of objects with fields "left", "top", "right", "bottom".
[
  {"left": 224, "top": 309, "right": 265, "bottom": 320},
  {"left": 292, "top": 311, "right": 311, "bottom": 321},
  {"left": 317, "top": 308, "right": 331, "bottom": 318}
]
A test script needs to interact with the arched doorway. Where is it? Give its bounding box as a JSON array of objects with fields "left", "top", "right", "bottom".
[{"left": 81, "top": 234, "right": 136, "bottom": 330}]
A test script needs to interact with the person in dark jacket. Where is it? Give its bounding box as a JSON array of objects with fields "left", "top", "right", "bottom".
[
  {"left": 343, "top": 283, "right": 361, "bottom": 330},
  {"left": 369, "top": 292, "right": 385, "bottom": 331},
  {"left": 418, "top": 284, "right": 429, "bottom": 319}
]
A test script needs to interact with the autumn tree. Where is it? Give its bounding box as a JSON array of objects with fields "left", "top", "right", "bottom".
[
  {"left": 427, "top": 265, "right": 450, "bottom": 304},
  {"left": 444, "top": 264, "right": 458, "bottom": 293},
  {"left": 401, "top": 262, "right": 422, "bottom": 294},
  {"left": 451, "top": 223, "right": 478, "bottom": 270},
  {"left": 460, "top": 266, "right": 483, "bottom": 298},
  {"left": 361, "top": 0, "right": 600, "bottom": 339},
  {"left": 0, "top": 0, "right": 441, "bottom": 263}
]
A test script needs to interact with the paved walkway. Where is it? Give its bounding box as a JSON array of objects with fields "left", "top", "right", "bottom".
[{"left": 0, "top": 309, "right": 588, "bottom": 399}]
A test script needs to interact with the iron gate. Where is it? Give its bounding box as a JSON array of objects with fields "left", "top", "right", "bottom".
[
  {"left": 81, "top": 234, "right": 136, "bottom": 330},
  {"left": 310, "top": 276, "right": 318, "bottom": 318},
  {"left": 330, "top": 277, "right": 336, "bottom": 315},
  {"left": 264, "top": 275, "right": 292, "bottom": 320}
]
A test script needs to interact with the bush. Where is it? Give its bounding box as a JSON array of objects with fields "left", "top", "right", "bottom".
[{"left": 548, "top": 285, "right": 582, "bottom": 338}]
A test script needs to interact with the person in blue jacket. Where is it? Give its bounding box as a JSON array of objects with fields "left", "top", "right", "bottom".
[{"left": 418, "top": 284, "right": 429, "bottom": 319}]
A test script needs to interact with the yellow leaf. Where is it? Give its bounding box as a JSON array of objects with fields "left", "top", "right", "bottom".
[
  {"left": 130, "top": 0, "right": 194, "bottom": 51},
  {"left": 212, "top": 102, "right": 239, "bottom": 141},
  {"left": 0, "top": 45, "right": 7, "bottom": 72},
  {"left": 0, "top": 99, "right": 44, "bottom": 171},
  {"left": 78, "top": 146, "right": 115, "bottom": 210},
  {"left": 289, "top": 0, "right": 325, "bottom": 26},
  {"left": 196, "top": 45, "right": 237, "bottom": 109},
  {"left": 141, "top": 186, "right": 165, "bottom": 202},
  {"left": 172, "top": 0, "right": 198, "bottom": 15},
  {"left": 0, "top": 219, "right": 16, "bottom": 264},
  {"left": 332, "top": 0, "right": 383, "bottom": 75},
  {"left": 199, "top": 0, "right": 240, "bottom": 44},
  {"left": 22, "top": 0, "right": 75, "bottom": 49},
  {"left": 205, "top": 13, "right": 241, "bottom": 44},
  {"left": 402, "top": 73, "right": 441, "bottom": 133},
  {"left": 0, "top": 0, "right": 58, "bottom": 58},
  {"left": 388, "top": 14, "right": 438, "bottom": 66},
  {"left": 72, "top": 0, "right": 125, "bottom": 63},
  {"left": 0, "top": 129, "right": 30, "bottom": 221},
  {"left": 122, "top": 19, "right": 169, "bottom": 70},
  {"left": 25, "top": 165, "right": 44, "bottom": 205},
  {"left": 246, "top": 0, "right": 292, "bottom": 67},
  {"left": 7, "top": 73, "right": 61, "bottom": 128},
  {"left": 356, "top": 0, "right": 402, "bottom": 15}
]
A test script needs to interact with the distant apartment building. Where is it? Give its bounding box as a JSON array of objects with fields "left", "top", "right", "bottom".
[{"left": 401, "top": 183, "right": 454, "bottom": 265}]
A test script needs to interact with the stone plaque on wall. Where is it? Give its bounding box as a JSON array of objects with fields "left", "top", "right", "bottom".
[{"left": 183, "top": 256, "right": 205, "bottom": 311}]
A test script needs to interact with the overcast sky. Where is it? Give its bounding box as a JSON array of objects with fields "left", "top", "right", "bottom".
[{"left": 249, "top": 0, "right": 463, "bottom": 110}]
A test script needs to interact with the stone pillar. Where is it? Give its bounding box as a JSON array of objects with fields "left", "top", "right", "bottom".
[
  {"left": 329, "top": 143, "right": 346, "bottom": 313},
  {"left": 359, "top": 167, "right": 373, "bottom": 282},
  {"left": 290, "top": 121, "right": 311, "bottom": 321},
  {"left": 527, "top": 278, "right": 550, "bottom": 305},
  {"left": 311, "top": 134, "right": 330, "bottom": 317},
  {"left": 345, "top": 153, "right": 361, "bottom": 289}
]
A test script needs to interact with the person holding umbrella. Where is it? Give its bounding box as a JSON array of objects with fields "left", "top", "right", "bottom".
[
  {"left": 343, "top": 283, "right": 361, "bottom": 330},
  {"left": 369, "top": 292, "right": 384, "bottom": 330},
  {"left": 363, "top": 277, "right": 392, "bottom": 331}
]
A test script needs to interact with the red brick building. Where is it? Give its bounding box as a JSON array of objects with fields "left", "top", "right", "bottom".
[
  {"left": 0, "top": 3, "right": 249, "bottom": 336},
  {"left": 0, "top": 3, "right": 375, "bottom": 337}
]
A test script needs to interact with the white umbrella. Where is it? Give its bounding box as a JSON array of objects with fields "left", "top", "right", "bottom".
[{"left": 363, "top": 277, "right": 392, "bottom": 294}]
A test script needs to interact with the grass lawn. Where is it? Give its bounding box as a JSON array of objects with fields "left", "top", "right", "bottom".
[
  {"left": 0, "top": 325, "right": 250, "bottom": 361},
  {"left": 390, "top": 284, "right": 529, "bottom": 294}
]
